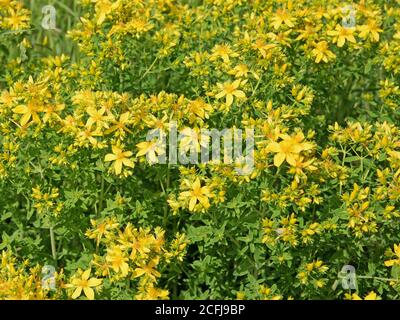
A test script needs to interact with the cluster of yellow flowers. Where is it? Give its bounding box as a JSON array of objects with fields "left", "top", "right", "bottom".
[
  {"left": 297, "top": 260, "right": 329, "bottom": 288},
  {"left": 0, "top": 251, "right": 62, "bottom": 299},
  {"left": 31, "top": 186, "right": 63, "bottom": 217},
  {"left": 0, "top": 0, "right": 30, "bottom": 31},
  {"left": 342, "top": 183, "right": 377, "bottom": 237},
  {"left": 1, "top": 0, "right": 400, "bottom": 300},
  {"left": 65, "top": 218, "right": 188, "bottom": 300},
  {"left": 0, "top": 219, "right": 188, "bottom": 300},
  {"left": 237, "top": 284, "right": 284, "bottom": 300}
]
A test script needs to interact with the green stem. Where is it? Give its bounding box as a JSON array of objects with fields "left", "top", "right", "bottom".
[
  {"left": 251, "top": 74, "right": 263, "bottom": 97},
  {"left": 357, "top": 275, "right": 399, "bottom": 282},
  {"left": 98, "top": 174, "right": 105, "bottom": 214},
  {"left": 340, "top": 145, "right": 347, "bottom": 195},
  {"left": 140, "top": 56, "right": 159, "bottom": 80},
  {"left": 49, "top": 227, "right": 57, "bottom": 264},
  {"left": 160, "top": 177, "right": 168, "bottom": 227}
]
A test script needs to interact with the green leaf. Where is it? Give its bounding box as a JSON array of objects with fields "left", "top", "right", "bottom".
[{"left": 391, "top": 265, "right": 400, "bottom": 280}]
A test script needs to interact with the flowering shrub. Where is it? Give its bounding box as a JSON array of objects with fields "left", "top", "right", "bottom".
[{"left": 1, "top": 0, "right": 400, "bottom": 300}]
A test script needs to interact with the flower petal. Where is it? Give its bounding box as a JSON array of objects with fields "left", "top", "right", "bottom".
[
  {"left": 88, "top": 278, "right": 102, "bottom": 287},
  {"left": 71, "top": 287, "right": 82, "bottom": 299},
  {"left": 83, "top": 287, "right": 95, "bottom": 300},
  {"left": 82, "top": 269, "right": 91, "bottom": 280},
  {"left": 274, "top": 153, "right": 285, "bottom": 167},
  {"left": 105, "top": 154, "right": 117, "bottom": 162}
]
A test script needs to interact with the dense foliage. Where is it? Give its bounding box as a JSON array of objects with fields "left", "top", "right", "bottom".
[{"left": 1, "top": 0, "right": 400, "bottom": 300}]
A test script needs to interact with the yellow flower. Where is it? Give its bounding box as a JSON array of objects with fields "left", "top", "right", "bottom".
[
  {"left": 384, "top": 244, "right": 400, "bottom": 267},
  {"left": 95, "top": 0, "right": 113, "bottom": 25},
  {"left": 105, "top": 145, "right": 134, "bottom": 175},
  {"left": 288, "top": 155, "right": 318, "bottom": 182},
  {"left": 346, "top": 291, "right": 380, "bottom": 300},
  {"left": 106, "top": 246, "right": 129, "bottom": 276},
  {"left": 268, "top": 30, "right": 292, "bottom": 48},
  {"left": 4, "top": 7, "right": 30, "bottom": 30},
  {"left": 179, "top": 127, "right": 210, "bottom": 153},
  {"left": 86, "top": 107, "right": 112, "bottom": 129},
  {"left": 252, "top": 38, "right": 276, "bottom": 58},
  {"left": 327, "top": 24, "right": 356, "bottom": 47},
  {"left": 66, "top": 269, "right": 102, "bottom": 300},
  {"left": 266, "top": 133, "right": 314, "bottom": 167},
  {"left": 358, "top": 20, "right": 383, "bottom": 42},
  {"left": 85, "top": 217, "right": 119, "bottom": 246},
  {"left": 296, "top": 24, "right": 319, "bottom": 41},
  {"left": 179, "top": 178, "right": 212, "bottom": 212},
  {"left": 72, "top": 90, "right": 95, "bottom": 108},
  {"left": 105, "top": 112, "right": 133, "bottom": 137},
  {"left": 236, "top": 291, "right": 245, "bottom": 300},
  {"left": 59, "top": 114, "right": 82, "bottom": 134},
  {"left": 127, "top": 235, "right": 152, "bottom": 260},
  {"left": 13, "top": 102, "right": 42, "bottom": 126},
  {"left": 364, "top": 291, "right": 379, "bottom": 300},
  {"left": 228, "top": 64, "right": 249, "bottom": 78},
  {"left": 311, "top": 41, "right": 336, "bottom": 64},
  {"left": 42, "top": 104, "right": 64, "bottom": 123},
  {"left": 135, "top": 283, "right": 169, "bottom": 300},
  {"left": 76, "top": 127, "right": 102, "bottom": 147},
  {"left": 210, "top": 44, "right": 238, "bottom": 64},
  {"left": 187, "top": 98, "right": 213, "bottom": 122},
  {"left": 136, "top": 140, "right": 165, "bottom": 164},
  {"left": 134, "top": 257, "right": 161, "bottom": 280},
  {"left": 215, "top": 80, "right": 246, "bottom": 107},
  {"left": 270, "top": 9, "right": 295, "bottom": 30}
]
